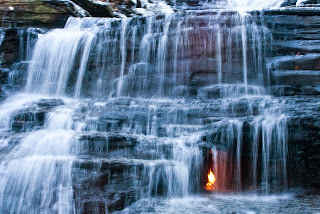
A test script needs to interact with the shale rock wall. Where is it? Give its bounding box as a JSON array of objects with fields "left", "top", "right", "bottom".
[
  {"left": 264, "top": 8, "right": 320, "bottom": 96},
  {"left": 264, "top": 8, "right": 320, "bottom": 190},
  {"left": 0, "top": 0, "right": 90, "bottom": 28}
]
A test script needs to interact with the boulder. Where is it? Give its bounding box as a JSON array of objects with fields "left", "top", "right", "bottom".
[{"left": 70, "top": 0, "right": 114, "bottom": 17}]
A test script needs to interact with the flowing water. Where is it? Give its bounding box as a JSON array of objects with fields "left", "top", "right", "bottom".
[{"left": 0, "top": 3, "right": 319, "bottom": 214}]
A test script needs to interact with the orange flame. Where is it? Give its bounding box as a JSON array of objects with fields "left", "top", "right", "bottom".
[{"left": 205, "top": 169, "right": 216, "bottom": 191}]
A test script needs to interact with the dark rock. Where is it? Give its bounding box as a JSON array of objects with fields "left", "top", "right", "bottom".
[
  {"left": 0, "top": 29, "right": 19, "bottom": 67},
  {"left": 11, "top": 99, "right": 64, "bottom": 132},
  {"left": 78, "top": 133, "right": 138, "bottom": 156},
  {"left": 0, "top": 0, "right": 89, "bottom": 28},
  {"left": 70, "top": 0, "right": 114, "bottom": 17},
  {"left": 0, "top": 68, "right": 9, "bottom": 98},
  {"left": 73, "top": 159, "right": 145, "bottom": 213},
  {"left": 271, "top": 85, "right": 299, "bottom": 96},
  {"left": 270, "top": 54, "right": 320, "bottom": 71},
  {"left": 284, "top": 96, "right": 320, "bottom": 189},
  {"left": 126, "top": 0, "right": 136, "bottom": 8},
  {"left": 119, "top": 7, "right": 134, "bottom": 16},
  {"left": 37, "top": 98, "right": 64, "bottom": 108},
  {"left": 12, "top": 109, "right": 46, "bottom": 131},
  {"left": 273, "top": 40, "right": 320, "bottom": 54},
  {"left": 301, "top": 86, "right": 320, "bottom": 95},
  {"left": 281, "top": 0, "right": 320, "bottom": 7},
  {"left": 265, "top": 10, "right": 320, "bottom": 94},
  {"left": 272, "top": 70, "right": 320, "bottom": 87},
  {"left": 136, "top": 0, "right": 142, "bottom": 8},
  {"left": 264, "top": 7, "right": 320, "bottom": 16}
]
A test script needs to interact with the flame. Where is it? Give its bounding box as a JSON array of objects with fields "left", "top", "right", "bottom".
[{"left": 205, "top": 169, "right": 216, "bottom": 191}]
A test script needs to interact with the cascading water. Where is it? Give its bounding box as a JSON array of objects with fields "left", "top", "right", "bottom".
[
  {"left": 1, "top": 2, "right": 317, "bottom": 213},
  {"left": 199, "top": 0, "right": 288, "bottom": 10},
  {"left": 226, "top": 0, "right": 286, "bottom": 10},
  {"left": 0, "top": 30, "right": 6, "bottom": 67},
  {"left": 25, "top": 27, "right": 95, "bottom": 96},
  {"left": 0, "top": 95, "right": 76, "bottom": 213}
]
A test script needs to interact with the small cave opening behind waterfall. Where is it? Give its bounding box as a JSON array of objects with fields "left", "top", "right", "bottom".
[{"left": 201, "top": 117, "right": 288, "bottom": 194}]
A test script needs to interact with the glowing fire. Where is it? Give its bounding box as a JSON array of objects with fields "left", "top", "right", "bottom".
[{"left": 205, "top": 169, "right": 216, "bottom": 191}]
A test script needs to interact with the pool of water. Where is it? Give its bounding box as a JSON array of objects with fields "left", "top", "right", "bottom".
[{"left": 118, "top": 192, "right": 320, "bottom": 214}]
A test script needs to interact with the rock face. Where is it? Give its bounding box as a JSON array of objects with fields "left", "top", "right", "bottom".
[
  {"left": 0, "top": 29, "right": 17, "bottom": 98},
  {"left": 0, "top": 29, "right": 19, "bottom": 68},
  {"left": 264, "top": 8, "right": 320, "bottom": 96},
  {"left": 0, "top": 0, "right": 89, "bottom": 28},
  {"left": 281, "top": 0, "right": 319, "bottom": 6},
  {"left": 284, "top": 97, "right": 320, "bottom": 190},
  {"left": 263, "top": 8, "right": 320, "bottom": 191},
  {"left": 70, "top": 0, "right": 114, "bottom": 17},
  {"left": 0, "top": 0, "right": 91, "bottom": 87},
  {"left": 0, "top": 28, "right": 40, "bottom": 97}
]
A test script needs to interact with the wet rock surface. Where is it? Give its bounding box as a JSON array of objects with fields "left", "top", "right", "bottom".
[
  {"left": 0, "top": 29, "right": 19, "bottom": 68},
  {"left": 70, "top": 0, "right": 114, "bottom": 17},
  {"left": 283, "top": 96, "right": 320, "bottom": 190},
  {"left": 262, "top": 9, "right": 320, "bottom": 190},
  {"left": 0, "top": 0, "right": 89, "bottom": 28},
  {"left": 11, "top": 99, "right": 64, "bottom": 132},
  {"left": 264, "top": 9, "right": 320, "bottom": 96},
  {"left": 0, "top": 3, "right": 320, "bottom": 213}
]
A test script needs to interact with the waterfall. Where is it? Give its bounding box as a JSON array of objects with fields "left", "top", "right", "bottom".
[
  {"left": 25, "top": 28, "right": 95, "bottom": 96},
  {"left": 0, "top": 96, "right": 76, "bottom": 213},
  {"left": 157, "top": 14, "right": 172, "bottom": 96},
  {"left": 240, "top": 12, "right": 248, "bottom": 87},
  {"left": 215, "top": 24, "right": 222, "bottom": 84},
  {"left": 116, "top": 18, "right": 130, "bottom": 97},
  {"left": 0, "top": 5, "right": 292, "bottom": 213},
  {"left": 22, "top": 11, "right": 271, "bottom": 99},
  {"left": 0, "top": 30, "right": 5, "bottom": 67},
  {"left": 226, "top": 0, "right": 286, "bottom": 10},
  {"left": 74, "top": 34, "right": 95, "bottom": 98}
]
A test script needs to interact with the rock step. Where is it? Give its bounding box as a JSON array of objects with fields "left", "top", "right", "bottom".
[
  {"left": 0, "top": 0, "right": 89, "bottom": 28},
  {"left": 267, "top": 53, "right": 320, "bottom": 70},
  {"left": 272, "top": 70, "right": 320, "bottom": 87},
  {"left": 264, "top": 7, "right": 320, "bottom": 16},
  {"left": 3, "top": 95, "right": 282, "bottom": 135},
  {"left": 273, "top": 40, "right": 320, "bottom": 54},
  {"left": 7, "top": 98, "right": 64, "bottom": 132},
  {"left": 72, "top": 156, "right": 187, "bottom": 213},
  {"left": 77, "top": 131, "right": 202, "bottom": 159},
  {"left": 70, "top": 0, "right": 113, "bottom": 17},
  {"left": 271, "top": 85, "right": 320, "bottom": 96}
]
